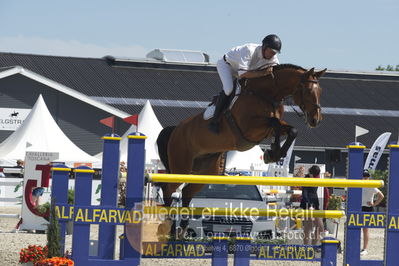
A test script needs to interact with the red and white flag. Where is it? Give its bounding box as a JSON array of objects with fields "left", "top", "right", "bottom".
[
  {"left": 100, "top": 116, "right": 115, "bottom": 133},
  {"left": 124, "top": 114, "right": 139, "bottom": 132}
]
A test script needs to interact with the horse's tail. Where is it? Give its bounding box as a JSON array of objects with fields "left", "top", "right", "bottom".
[{"left": 156, "top": 126, "right": 176, "bottom": 173}]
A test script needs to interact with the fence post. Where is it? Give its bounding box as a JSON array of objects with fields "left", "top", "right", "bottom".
[
  {"left": 320, "top": 237, "right": 339, "bottom": 266},
  {"left": 212, "top": 235, "right": 229, "bottom": 266},
  {"left": 98, "top": 134, "right": 121, "bottom": 259},
  {"left": 344, "top": 142, "right": 364, "bottom": 265},
  {"left": 71, "top": 166, "right": 95, "bottom": 265},
  {"left": 50, "top": 165, "right": 70, "bottom": 254},
  {"left": 233, "top": 236, "right": 251, "bottom": 266},
  {"left": 385, "top": 142, "right": 399, "bottom": 265},
  {"left": 122, "top": 133, "right": 146, "bottom": 265}
]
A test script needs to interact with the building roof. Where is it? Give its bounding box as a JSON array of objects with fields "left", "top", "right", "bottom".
[{"left": 0, "top": 51, "right": 399, "bottom": 149}]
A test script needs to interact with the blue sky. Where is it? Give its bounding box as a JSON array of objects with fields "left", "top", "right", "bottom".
[{"left": 0, "top": 0, "right": 398, "bottom": 72}]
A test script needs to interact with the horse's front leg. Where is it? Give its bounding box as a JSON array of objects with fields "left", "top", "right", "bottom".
[
  {"left": 264, "top": 118, "right": 282, "bottom": 163},
  {"left": 278, "top": 123, "right": 298, "bottom": 158},
  {"left": 264, "top": 119, "right": 297, "bottom": 163}
]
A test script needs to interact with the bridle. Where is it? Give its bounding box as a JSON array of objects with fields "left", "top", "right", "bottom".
[
  {"left": 297, "top": 78, "right": 321, "bottom": 116},
  {"left": 238, "top": 71, "right": 322, "bottom": 122}
]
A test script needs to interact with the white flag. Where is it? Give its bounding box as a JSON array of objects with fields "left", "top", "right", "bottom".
[
  {"left": 355, "top": 125, "right": 369, "bottom": 138},
  {"left": 364, "top": 132, "right": 391, "bottom": 170},
  {"left": 282, "top": 139, "right": 296, "bottom": 168}
]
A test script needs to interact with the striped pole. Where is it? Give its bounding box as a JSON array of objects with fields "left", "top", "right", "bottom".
[
  {"left": 143, "top": 206, "right": 345, "bottom": 219},
  {"left": 149, "top": 173, "right": 384, "bottom": 188}
]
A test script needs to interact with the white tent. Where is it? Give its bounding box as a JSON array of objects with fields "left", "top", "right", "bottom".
[
  {"left": 225, "top": 145, "right": 269, "bottom": 172},
  {"left": 120, "top": 100, "right": 163, "bottom": 164},
  {"left": 95, "top": 100, "right": 164, "bottom": 165},
  {"left": 0, "top": 95, "right": 100, "bottom": 167}
]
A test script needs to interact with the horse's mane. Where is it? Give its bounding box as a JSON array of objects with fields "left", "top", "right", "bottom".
[{"left": 273, "top": 64, "right": 306, "bottom": 72}]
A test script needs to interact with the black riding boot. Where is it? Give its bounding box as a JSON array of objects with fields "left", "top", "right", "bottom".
[{"left": 208, "top": 92, "right": 229, "bottom": 134}]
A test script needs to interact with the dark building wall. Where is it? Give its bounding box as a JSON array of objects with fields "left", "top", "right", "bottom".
[{"left": 0, "top": 74, "right": 130, "bottom": 155}]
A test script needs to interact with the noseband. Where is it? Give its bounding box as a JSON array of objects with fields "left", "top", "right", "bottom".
[{"left": 291, "top": 77, "right": 321, "bottom": 122}]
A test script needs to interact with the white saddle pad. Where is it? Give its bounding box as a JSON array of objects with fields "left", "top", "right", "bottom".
[
  {"left": 203, "top": 95, "right": 239, "bottom": 121},
  {"left": 203, "top": 105, "right": 215, "bottom": 120}
]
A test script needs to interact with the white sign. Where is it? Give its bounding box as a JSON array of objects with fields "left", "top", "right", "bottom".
[
  {"left": 19, "top": 151, "right": 59, "bottom": 231},
  {"left": 364, "top": 132, "right": 391, "bottom": 170},
  {"left": 0, "top": 108, "right": 31, "bottom": 131}
]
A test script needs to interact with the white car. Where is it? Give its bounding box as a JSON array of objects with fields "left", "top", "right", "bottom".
[{"left": 185, "top": 184, "right": 275, "bottom": 239}]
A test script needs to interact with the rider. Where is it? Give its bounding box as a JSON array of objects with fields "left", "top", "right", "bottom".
[{"left": 208, "top": 34, "right": 282, "bottom": 134}]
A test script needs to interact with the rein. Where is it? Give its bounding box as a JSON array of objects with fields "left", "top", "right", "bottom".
[
  {"left": 238, "top": 76, "right": 282, "bottom": 112},
  {"left": 239, "top": 73, "right": 322, "bottom": 121},
  {"left": 295, "top": 78, "right": 321, "bottom": 122}
]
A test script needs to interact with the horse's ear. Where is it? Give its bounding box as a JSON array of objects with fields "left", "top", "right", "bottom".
[
  {"left": 315, "top": 68, "right": 327, "bottom": 79},
  {"left": 306, "top": 68, "right": 315, "bottom": 76}
]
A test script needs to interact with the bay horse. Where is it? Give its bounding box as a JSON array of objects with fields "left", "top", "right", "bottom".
[{"left": 156, "top": 64, "right": 326, "bottom": 237}]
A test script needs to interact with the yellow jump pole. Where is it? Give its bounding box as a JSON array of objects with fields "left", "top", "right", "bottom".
[
  {"left": 143, "top": 206, "right": 345, "bottom": 219},
  {"left": 149, "top": 173, "right": 384, "bottom": 188}
]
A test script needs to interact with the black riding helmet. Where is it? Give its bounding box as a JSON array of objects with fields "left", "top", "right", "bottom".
[{"left": 262, "top": 34, "right": 282, "bottom": 53}]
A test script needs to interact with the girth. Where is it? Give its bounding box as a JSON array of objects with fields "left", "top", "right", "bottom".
[{"left": 225, "top": 110, "right": 259, "bottom": 151}]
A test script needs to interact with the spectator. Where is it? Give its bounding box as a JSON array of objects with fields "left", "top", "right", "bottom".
[
  {"left": 360, "top": 169, "right": 384, "bottom": 256},
  {"left": 0, "top": 168, "right": 5, "bottom": 177},
  {"left": 300, "top": 165, "right": 324, "bottom": 245},
  {"left": 294, "top": 166, "right": 305, "bottom": 177},
  {"left": 290, "top": 166, "right": 305, "bottom": 203},
  {"left": 118, "top": 162, "right": 127, "bottom": 206},
  {"left": 11, "top": 159, "right": 24, "bottom": 178},
  {"left": 119, "top": 161, "right": 127, "bottom": 180},
  {"left": 32, "top": 187, "right": 45, "bottom": 207}
]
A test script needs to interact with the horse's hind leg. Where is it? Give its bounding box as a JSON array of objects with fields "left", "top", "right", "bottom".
[
  {"left": 157, "top": 149, "right": 194, "bottom": 240},
  {"left": 178, "top": 153, "right": 223, "bottom": 238}
]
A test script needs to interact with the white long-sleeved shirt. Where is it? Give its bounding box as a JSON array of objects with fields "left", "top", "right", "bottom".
[{"left": 224, "top": 43, "right": 279, "bottom": 77}]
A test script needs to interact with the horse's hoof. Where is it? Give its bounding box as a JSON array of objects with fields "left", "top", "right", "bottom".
[{"left": 263, "top": 149, "right": 274, "bottom": 163}]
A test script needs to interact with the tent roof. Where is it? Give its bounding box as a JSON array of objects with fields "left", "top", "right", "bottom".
[
  {"left": 0, "top": 95, "right": 100, "bottom": 166},
  {"left": 0, "top": 66, "right": 128, "bottom": 118},
  {"left": 120, "top": 100, "right": 163, "bottom": 164}
]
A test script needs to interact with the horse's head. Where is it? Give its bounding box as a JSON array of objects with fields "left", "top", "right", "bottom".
[{"left": 292, "top": 68, "right": 327, "bottom": 128}]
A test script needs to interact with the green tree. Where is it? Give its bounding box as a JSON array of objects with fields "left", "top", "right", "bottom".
[
  {"left": 47, "top": 198, "right": 61, "bottom": 258},
  {"left": 375, "top": 64, "right": 399, "bottom": 72},
  {"left": 375, "top": 65, "right": 385, "bottom": 71}
]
